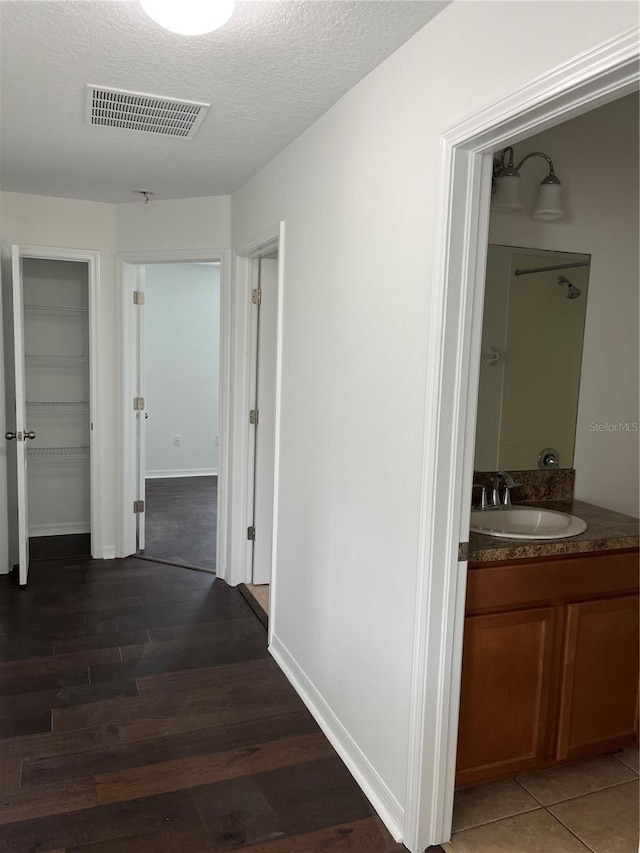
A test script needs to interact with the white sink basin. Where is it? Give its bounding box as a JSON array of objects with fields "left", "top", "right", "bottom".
[{"left": 470, "top": 506, "right": 588, "bottom": 540}]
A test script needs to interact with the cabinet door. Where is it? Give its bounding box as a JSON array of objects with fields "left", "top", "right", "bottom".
[
  {"left": 456, "top": 606, "right": 559, "bottom": 787},
  {"left": 557, "top": 595, "right": 639, "bottom": 760}
]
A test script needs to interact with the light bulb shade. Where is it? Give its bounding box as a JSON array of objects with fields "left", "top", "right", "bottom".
[
  {"left": 532, "top": 180, "right": 564, "bottom": 221},
  {"left": 491, "top": 174, "right": 523, "bottom": 212},
  {"left": 139, "top": 0, "right": 235, "bottom": 34}
]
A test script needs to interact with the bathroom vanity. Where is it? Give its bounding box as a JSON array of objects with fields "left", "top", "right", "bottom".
[
  {"left": 464, "top": 241, "right": 639, "bottom": 789},
  {"left": 456, "top": 499, "right": 639, "bottom": 788}
]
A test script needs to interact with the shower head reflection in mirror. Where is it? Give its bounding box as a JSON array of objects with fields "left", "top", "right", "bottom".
[{"left": 557, "top": 275, "right": 582, "bottom": 300}]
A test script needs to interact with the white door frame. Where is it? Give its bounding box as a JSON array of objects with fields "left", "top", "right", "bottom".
[
  {"left": 229, "top": 225, "right": 285, "bottom": 623},
  {"left": 249, "top": 255, "right": 279, "bottom": 587},
  {"left": 16, "top": 245, "right": 104, "bottom": 559},
  {"left": 404, "top": 28, "right": 639, "bottom": 851},
  {"left": 115, "top": 248, "right": 231, "bottom": 575}
]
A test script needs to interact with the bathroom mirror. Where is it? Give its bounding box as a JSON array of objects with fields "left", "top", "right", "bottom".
[{"left": 474, "top": 244, "right": 590, "bottom": 471}]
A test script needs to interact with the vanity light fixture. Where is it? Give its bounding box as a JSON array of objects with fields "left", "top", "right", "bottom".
[
  {"left": 139, "top": 0, "right": 235, "bottom": 35},
  {"left": 492, "top": 147, "right": 565, "bottom": 221}
]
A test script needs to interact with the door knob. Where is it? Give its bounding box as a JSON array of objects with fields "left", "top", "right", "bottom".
[
  {"left": 24, "top": 431, "right": 37, "bottom": 440},
  {"left": 5, "top": 432, "right": 16, "bottom": 440}
]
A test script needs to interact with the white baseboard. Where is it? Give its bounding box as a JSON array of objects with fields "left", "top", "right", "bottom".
[
  {"left": 29, "top": 522, "right": 90, "bottom": 537},
  {"left": 145, "top": 468, "right": 218, "bottom": 479},
  {"left": 269, "top": 633, "right": 404, "bottom": 843}
]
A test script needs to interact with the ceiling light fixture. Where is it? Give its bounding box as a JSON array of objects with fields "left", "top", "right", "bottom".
[
  {"left": 134, "top": 189, "right": 154, "bottom": 204},
  {"left": 492, "top": 147, "right": 565, "bottom": 221},
  {"left": 139, "top": 0, "right": 235, "bottom": 35}
]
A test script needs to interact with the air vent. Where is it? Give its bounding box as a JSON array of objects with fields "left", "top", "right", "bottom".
[{"left": 86, "top": 85, "right": 209, "bottom": 139}]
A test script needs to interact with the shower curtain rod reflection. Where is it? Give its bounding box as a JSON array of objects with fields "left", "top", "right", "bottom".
[{"left": 514, "top": 260, "right": 590, "bottom": 276}]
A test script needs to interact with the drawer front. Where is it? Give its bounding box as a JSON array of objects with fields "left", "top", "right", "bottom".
[{"left": 466, "top": 549, "right": 639, "bottom": 615}]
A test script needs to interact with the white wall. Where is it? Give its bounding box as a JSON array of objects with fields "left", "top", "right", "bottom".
[
  {"left": 145, "top": 263, "right": 220, "bottom": 477},
  {"left": 489, "top": 95, "right": 639, "bottom": 517},
  {"left": 231, "top": 0, "right": 639, "bottom": 836},
  {"left": 0, "top": 191, "right": 117, "bottom": 554},
  {"left": 116, "top": 196, "right": 231, "bottom": 252}
]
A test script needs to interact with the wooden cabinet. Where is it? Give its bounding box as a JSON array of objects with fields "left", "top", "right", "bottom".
[
  {"left": 557, "top": 595, "right": 639, "bottom": 760},
  {"left": 456, "top": 550, "right": 639, "bottom": 787},
  {"left": 456, "top": 607, "right": 559, "bottom": 787}
]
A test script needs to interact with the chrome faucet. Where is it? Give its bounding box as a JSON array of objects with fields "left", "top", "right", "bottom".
[
  {"left": 472, "top": 483, "right": 489, "bottom": 510},
  {"left": 491, "top": 471, "right": 521, "bottom": 508}
]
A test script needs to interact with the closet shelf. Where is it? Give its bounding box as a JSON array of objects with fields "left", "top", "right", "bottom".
[
  {"left": 26, "top": 401, "right": 89, "bottom": 412},
  {"left": 27, "top": 446, "right": 90, "bottom": 461},
  {"left": 25, "top": 355, "right": 89, "bottom": 368},
  {"left": 24, "top": 304, "right": 88, "bottom": 316}
]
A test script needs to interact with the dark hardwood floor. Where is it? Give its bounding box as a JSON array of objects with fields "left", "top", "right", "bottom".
[
  {"left": 142, "top": 476, "right": 217, "bottom": 572},
  {"left": 0, "top": 557, "right": 413, "bottom": 852},
  {"left": 30, "top": 535, "right": 92, "bottom": 562}
]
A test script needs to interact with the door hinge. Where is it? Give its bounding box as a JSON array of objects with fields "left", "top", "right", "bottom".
[
  {"left": 133, "top": 291, "right": 145, "bottom": 305},
  {"left": 458, "top": 541, "right": 469, "bottom": 562},
  {"left": 252, "top": 288, "right": 262, "bottom": 305},
  {"left": 247, "top": 525, "right": 256, "bottom": 541},
  {"left": 133, "top": 397, "right": 145, "bottom": 411},
  {"left": 133, "top": 500, "right": 145, "bottom": 514},
  {"left": 249, "top": 409, "right": 259, "bottom": 426}
]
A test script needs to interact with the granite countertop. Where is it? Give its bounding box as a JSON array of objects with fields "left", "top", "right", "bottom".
[{"left": 468, "top": 499, "right": 640, "bottom": 564}]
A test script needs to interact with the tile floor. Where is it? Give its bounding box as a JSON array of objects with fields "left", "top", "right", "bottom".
[
  {"left": 247, "top": 582, "right": 271, "bottom": 614},
  {"left": 443, "top": 747, "right": 639, "bottom": 853}
]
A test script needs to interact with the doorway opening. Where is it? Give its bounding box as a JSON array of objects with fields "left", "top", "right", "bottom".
[
  {"left": 117, "top": 248, "right": 232, "bottom": 575},
  {"left": 403, "top": 31, "right": 637, "bottom": 853},
  {"left": 117, "top": 236, "right": 281, "bottom": 596},
  {"left": 1, "top": 244, "right": 102, "bottom": 586},
  {"left": 135, "top": 261, "right": 220, "bottom": 573},
  {"left": 448, "top": 92, "right": 639, "bottom": 850},
  {"left": 22, "top": 257, "right": 92, "bottom": 561},
  {"left": 244, "top": 248, "right": 279, "bottom": 618}
]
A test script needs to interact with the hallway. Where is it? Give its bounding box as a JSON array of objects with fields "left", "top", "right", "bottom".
[{"left": 0, "top": 558, "right": 409, "bottom": 852}]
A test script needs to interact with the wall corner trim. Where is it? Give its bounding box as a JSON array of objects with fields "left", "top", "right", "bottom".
[{"left": 269, "top": 633, "right": 405, "bottom": 843}]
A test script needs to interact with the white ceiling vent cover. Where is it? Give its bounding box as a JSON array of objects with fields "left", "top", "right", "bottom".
[{"left": 86, "top": 85, "right": 209, "bottom": 139}]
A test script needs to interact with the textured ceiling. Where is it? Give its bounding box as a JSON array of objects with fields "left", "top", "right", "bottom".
[{"left": 0, "top": 0, "right": 448, "bottom": 203}]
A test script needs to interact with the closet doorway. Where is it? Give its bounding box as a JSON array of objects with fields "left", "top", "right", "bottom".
[
  {"left": 245, "top": 251, "right": 279, "bottom": 611},
  {"left": 234, "top": 229, "right": 283, "bottom": 622},
  {"left": 137, "top": 261, "right": 220, "bottom": 572},
  {"left": 1, "top": 244, "right": 102, "bottom": 586}
]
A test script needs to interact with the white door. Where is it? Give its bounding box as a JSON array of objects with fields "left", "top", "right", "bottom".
[
  {"left": 251, "top": 256, "right": 278, "bottom": 584},
  {"left": 135, "top": 266, "right": 147, "bottom": 551},
  {"left": 1, "top": 244, "right": 31, "bottom": 585}
]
